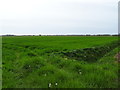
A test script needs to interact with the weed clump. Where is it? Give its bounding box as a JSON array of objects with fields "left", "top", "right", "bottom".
[
  {"left": 27, "top": 52, "right": 37, "bottom": 57},
  {"left": 22, "top": 58, "right": 45, "bottom": 73}
]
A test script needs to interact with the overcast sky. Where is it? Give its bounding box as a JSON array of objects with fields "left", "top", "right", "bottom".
[{"left": 0, "top": 0, "right": 119, "bottom": 35}]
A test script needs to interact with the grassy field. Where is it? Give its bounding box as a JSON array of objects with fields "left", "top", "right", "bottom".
[{"left": 2, "top": 36, "right": 119, "bottom": 88}]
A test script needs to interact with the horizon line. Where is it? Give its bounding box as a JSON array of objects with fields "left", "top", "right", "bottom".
[{"left": 1, "top": 33, "right": 119, "bottom": 36}]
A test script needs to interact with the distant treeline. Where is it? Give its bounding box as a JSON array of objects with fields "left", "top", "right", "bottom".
[
  {"left": 1, "top": 34, "right": 120, "bottom": 36},
  {"left": 43, "top": 34, "right": 120, "bottom": 36}
]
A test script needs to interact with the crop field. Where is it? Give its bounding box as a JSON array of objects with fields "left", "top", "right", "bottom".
[{"left": 2, "top": 36, "right": 119, "bottom": 88}]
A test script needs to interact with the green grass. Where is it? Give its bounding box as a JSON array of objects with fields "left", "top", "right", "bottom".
[{"left": 2, "top": 36, "right": 119, "bottom": 88}]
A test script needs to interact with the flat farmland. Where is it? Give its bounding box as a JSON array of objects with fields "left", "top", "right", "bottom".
[{"left": 2, "top": 36, "right": 119, "bottom": 88}]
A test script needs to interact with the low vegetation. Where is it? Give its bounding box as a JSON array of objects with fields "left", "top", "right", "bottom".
[{"left": 2, "top": 36, "right": 119, "bottom": 88}]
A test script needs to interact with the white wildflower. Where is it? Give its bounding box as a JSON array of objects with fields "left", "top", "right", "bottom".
[
  {"left": 79, "top": 72, "right": 82, "bottom": 74},
  {"left": 78, "top": 70, "right": 82, "bottom": 74},
  {"left": 65, "top": 58, "right": 68, "bottom": 60},
  {"left": 55, "top": 82, "right": 58, "bottom": 86},
  {"left": 44, "top": 73, "right": 47, "bottom": 76},
  {"left": 48, "top": 83, "right": 51, "bottom": 88}
]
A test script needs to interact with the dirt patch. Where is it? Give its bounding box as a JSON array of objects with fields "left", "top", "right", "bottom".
[{"left": 115, "top": 52, "right": 120, "bottom": 62}]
